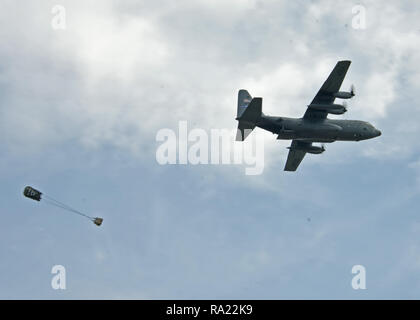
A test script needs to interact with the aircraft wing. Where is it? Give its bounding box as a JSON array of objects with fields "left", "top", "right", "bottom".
[
  {"left": 304, "top": 60, "right": 351, "bottom": 119},
  {"left": 284, "top": 140, "right": 310, "bottom": 171}
]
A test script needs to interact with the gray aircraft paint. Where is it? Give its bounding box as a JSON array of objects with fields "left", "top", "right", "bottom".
[
  {"left": 258, "top": 116, "right": 380, "bottom": 142},
  {"left": 236, "top": 60, "right": 381, "bottom": 171}
]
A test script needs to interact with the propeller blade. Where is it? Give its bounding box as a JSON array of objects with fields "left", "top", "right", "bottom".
[{"left": 350, "top": 84, "right": 355, "bottom": 96}]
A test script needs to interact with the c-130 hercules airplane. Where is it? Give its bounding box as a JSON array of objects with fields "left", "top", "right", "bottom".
[{"left": 235, "top": 60, "right": 382, "bottom": 171}]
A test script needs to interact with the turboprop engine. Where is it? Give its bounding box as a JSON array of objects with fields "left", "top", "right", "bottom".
[
  {"left": 333, "top": 84, "right": 355, "bottom": 99},
  {"left": 288, "top": 144, "right": 326, "bottom": 154},
  {"left": 308, "top": 103, "right": 347, "bottom": 115}
]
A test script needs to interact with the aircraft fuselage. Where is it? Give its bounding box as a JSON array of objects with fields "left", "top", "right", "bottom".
[{"left": 256, "top": 115, "right": 381, "bottom": 143}]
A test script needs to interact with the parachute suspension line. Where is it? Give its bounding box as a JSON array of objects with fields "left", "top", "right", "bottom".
[
  {"left": 43, "top": 198, "right": 94, "bottom": 221},
  {"left": 42, "top": 196, "right": 77, "bottom": 212},
  {"left": 42, "top": 194, "right": 86, "bottom": 215},
  {"left": 43, "top": 195, "right": 94, "bottom": 221},
  {"left": 42, "top": 199, "right": 83, "bottom": 217}
]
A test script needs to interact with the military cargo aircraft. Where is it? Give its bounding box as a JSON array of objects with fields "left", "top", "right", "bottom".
[{"left": 235, "top": 60, "right": 381, "bottom": 171}]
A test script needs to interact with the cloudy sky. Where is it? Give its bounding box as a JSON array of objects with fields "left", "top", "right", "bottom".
[{"left": 1, "top": 0, "right": 420, "bottom": 299}]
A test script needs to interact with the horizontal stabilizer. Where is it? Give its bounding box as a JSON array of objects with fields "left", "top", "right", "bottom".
[
  {"left": 236, "top": 121, "right": 255, "bottom": 141},
  {"left": 235, "top": 97, "right": 262, "bottom": 141}
]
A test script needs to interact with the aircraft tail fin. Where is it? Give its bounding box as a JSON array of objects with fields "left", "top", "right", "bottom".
[
  {"left": 237, "top": 89, "right": 253, "bottom": 118},
  {"left": 236, "top": 90, "right": 262, "bottom": 141}
]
